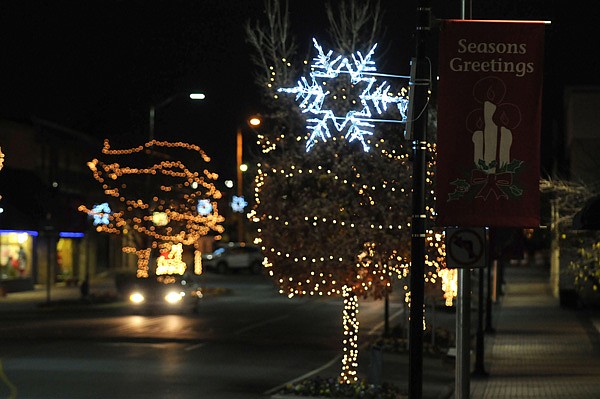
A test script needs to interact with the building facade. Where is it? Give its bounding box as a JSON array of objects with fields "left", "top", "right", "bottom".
[{"left": 0, "top": 118, "right": 125, "bottom": 292}]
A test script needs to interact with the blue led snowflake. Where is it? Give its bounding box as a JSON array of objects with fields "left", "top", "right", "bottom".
[
  {"left": 90, "top": 202, "right": 111, "bottom": 225},
  {"left": 231, "top": 195, "right": 248, "bottom": 213},
  {"left": 197, "top": 199, "right": 213, "bottom": 216},
  {"left": 279, "top": 39, "right": 409, "bottom": 152}
]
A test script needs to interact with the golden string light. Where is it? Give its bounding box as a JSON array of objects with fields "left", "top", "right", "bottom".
[
  {"left": 81, "top": 140, "right": 224, "bottom": 277},
  {"left": 340, "top": 285, "right": 359, "bottom": 384}
]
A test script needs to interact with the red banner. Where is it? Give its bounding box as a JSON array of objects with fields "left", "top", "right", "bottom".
[{"left": 435, "top": 20, "right": 545, "bottom": 227}]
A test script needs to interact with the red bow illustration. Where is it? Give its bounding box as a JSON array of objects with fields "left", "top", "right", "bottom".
[{"left": 471, "top": 170, "right": 512, "bottom": 200}]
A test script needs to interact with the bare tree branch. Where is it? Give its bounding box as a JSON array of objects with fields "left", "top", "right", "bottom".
[
  {"left": 540, "top": 177, "right": 596, "bottom": 227},
  {"left": 325, "top": 0, "right": 384, "bottom": 54},
  {"left": 245, "top": 0, "right": 298, "bottom": 97}
]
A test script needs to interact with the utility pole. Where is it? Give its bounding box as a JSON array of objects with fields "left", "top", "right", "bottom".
[
  {"left": 236, "top": 127, "right": 244, "bottom": 242},
  {"left": 408, "top": 0, "right": 431, "bottom": 397},
  {"left": 455, "top": 3, "right": 473, "bottom": 399}
]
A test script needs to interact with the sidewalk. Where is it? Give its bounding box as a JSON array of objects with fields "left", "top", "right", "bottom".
[
  {"left": 467, "top": 264, "right": 600, "bottom": 399},
  {"left": 0, "top": 274, "right": 118, "bottom": 312}
]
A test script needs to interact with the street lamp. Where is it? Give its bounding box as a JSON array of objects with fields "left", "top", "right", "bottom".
[
  {"left": 248, "top": 116, "right": 261, "bottom": 127},
  {"left": 236, "top": 115, "right": 262, "bottom": 242},
  {"left": 149, "top": 92, "right": 206, "bottom": 141}
]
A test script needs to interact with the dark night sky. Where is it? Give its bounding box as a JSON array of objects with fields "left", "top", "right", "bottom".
[{"left": 1, "top": 0, "right": 598, "bottom": 180}]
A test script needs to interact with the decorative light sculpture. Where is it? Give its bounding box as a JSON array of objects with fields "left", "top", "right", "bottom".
[
  {"left": 152, "top": 212, "right": 169, "bottom": 226},
  {"left": 231, "top": 195, "right": 248, "bottom": 213},
  {"left": 90, "top": 202, "right": 111, "bottom": 225},
  {"left": 79, "top": 140, "right": 225, "bottom": 277},
  {"left": 197, "top": 199, "right": 213, "bottom": 215},
  {"left": 156, "top": 242, "right": 187, "bottom": 276},
  {"left": 279, "top": 39, "right": 409, "bottom": 152}
]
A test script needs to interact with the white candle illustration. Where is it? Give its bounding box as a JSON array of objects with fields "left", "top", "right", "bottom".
[
  {"left": 472, "top": 130, "right": 484, "bottom": 165},
  {"left": 499, "top": 126, "right": 513, "bottom": 167},
  {"left": 483, "top": 101, "right": 497, "bottom": 172}
]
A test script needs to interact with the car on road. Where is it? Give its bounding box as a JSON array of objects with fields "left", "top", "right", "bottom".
[
  {"left": 125, "top": 273, "right": 203, "bottom": 314},
  {"left": 202, "top": 243, "right": 264, "bottom": 274}
]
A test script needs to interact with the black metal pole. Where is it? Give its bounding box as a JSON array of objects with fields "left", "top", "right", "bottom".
[
  {"left": 485, "top": 259, "right": 495, "bottom": 332},
  {"left": 456, "top": 4, "right": 473, "bottom": 399},
  {"left": 473, "top": 266, "right": 488, "bottom": 375},
  {"left": 408, "top": 1, "right": 431, "bottom": 397},
  {"left": 456, "top": 268, "right": 471, "bottom": 399}
]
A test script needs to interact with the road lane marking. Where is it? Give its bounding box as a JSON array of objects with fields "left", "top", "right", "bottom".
[
  {"left": 184, "top": 343, "right": 206, "bottom": 351},
  {"left": 263, "top": 353, "right": 342, "bottom": 396},
  {"left": 367, "top": 307, "right": 405, "bottom": 335},
  {"left": 234, "top": 314, "right": 289, "bottom": 335},
  {"left": 0, "top": 359, "right": 18, "bottom": 399},
  {"left": 184, "top": 315, "right": 290, "bottom": 352},
  {"left": 98, "top": 342, "right": 178, "bottom": 349}
]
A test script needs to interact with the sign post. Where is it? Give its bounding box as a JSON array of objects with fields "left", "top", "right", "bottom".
[
  {"left": 456, "top": 268, "right": 471, "bottom": 399},
  {"left": 446, "top": 227, "right": 486, "bottom": 399}
]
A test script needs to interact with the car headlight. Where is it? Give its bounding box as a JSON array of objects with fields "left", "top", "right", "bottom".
[
  {"left": 165, "top": 291, "right": 184, "bottom": 304},
  {"left": 129, "top": 292, "right": 145, "bottom": 304}
]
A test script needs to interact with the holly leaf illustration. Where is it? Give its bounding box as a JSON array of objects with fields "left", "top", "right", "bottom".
[
  {"left": 504, "top": 159, "right": 523, "bottom": 173},
  {"left": 477, "top": 159, "right": 497, "bottom": 171},
  {"left": 450, "top": 178, "right": 470, "bottom": 191},
  {"left": 448, "top": 178, "right": 470, "bottom": 201},
  {"left": 509, "top": 185, "right": 523, "bottom": 197}
]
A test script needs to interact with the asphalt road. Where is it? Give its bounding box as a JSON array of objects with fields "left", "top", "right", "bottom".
[{"left": 0, "top": 272, "right": 407, "bottom": 399}]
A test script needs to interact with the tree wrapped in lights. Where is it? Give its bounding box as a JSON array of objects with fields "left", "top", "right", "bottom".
[
  {"left": 247, "top": 0, "right": 449, "bottom": 383},
  {"left": 253, "top": 120, "right": 414, "bottom": 383},
  {"left": 541, "top": 178, "right": 600, "bottom": 300},
  {"left": 79, "top": 140, "right": 225, "bottom": 278}
]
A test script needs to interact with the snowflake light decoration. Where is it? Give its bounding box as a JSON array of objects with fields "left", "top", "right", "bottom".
[
  {"left": 197, "top": 199, "right": 213, "bottom": 216},
  {"left": 90, "top": 202, "right": 111, "bottom": 225},
  {"left": 279, "top": 39, "right": 409, "bottom": 152},
  {"left": 231, "top": 195, "right": 248, "bottom": 213}
]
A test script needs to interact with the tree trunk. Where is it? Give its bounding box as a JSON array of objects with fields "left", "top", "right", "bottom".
[
  {"left": 550, "top": 199, "right": 560, "bottom": 298},
  {"left": 340, "top": 285, "right": 359, "bottom": 383}
]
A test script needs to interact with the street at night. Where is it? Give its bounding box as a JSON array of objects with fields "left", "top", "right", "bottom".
[
  {"left": 2, "top": 1, "right": 600, "bottom": 398},
  {"left": 2, "top": 265, "right": 600, "bottom": 398},
  {"left": 0, "top": 271, "right": 421, "bottom": 398}
]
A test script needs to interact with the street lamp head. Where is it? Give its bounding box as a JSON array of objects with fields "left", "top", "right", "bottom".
[
  {"left": 248, "top": 115, "right": 262, "bottom": 127},
  {"left": 239, "top": 164, "right": 248, "bottom": 173},
  {"left": 150, "top": 91, "right": 206, "bottom": 141}
]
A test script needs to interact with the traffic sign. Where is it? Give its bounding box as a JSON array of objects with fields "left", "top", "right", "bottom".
[{"left": 445, "top": 227, "right": 486, "bottom": 268}]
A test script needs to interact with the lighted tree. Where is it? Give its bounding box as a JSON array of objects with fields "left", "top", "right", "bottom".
[
  {"left": 540, "top": 178, "right": 599, "bottom": 299},
  {"left": 247, "top": 0, "right": 447, "bottom": 383},
  {"left": 253, "top": 137, "right": 414, "bottom": 382},
  {"left": 79, "top": 140, "right": 225, "bottom": 278}
]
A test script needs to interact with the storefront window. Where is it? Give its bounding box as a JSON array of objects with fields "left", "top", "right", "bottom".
[
  {"left": 56, "top": 238, "right": 73, "bottom": 281},
  {"left": 0, "top": 231, "right": 34, "bottom": 280}
]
